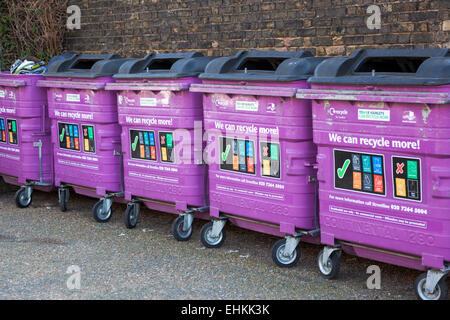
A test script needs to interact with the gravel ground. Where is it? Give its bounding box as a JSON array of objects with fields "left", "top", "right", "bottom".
[{"left": 0, "top": 186, "right": 446, "bottom": 300}]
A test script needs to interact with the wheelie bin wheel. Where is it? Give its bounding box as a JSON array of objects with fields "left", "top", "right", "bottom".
[
  {"left": 15, "top": 187, "right": 32, "bottom": 209},
  {"left": 124, "top": 203, "right": 139, "bottom": 229},
  {"left": 414, "top": 273, "right": 448, "bottom": 300},
  {"left": 271, "top": 239, "right": 301, "bottom": 268},
  {"left": 172, "top": 216, "right": 193, "bottom": 242},
  {"left": 59, "top": 188, "right": 69, "bottom": 212},
  {"left": 92, "top": 199, "right": 112, "bottom": 223},
  {"left": 318, "top": 248, "right": 340, "bottom": 279},
  {"left": 200, "top": 221, "right": 226, "bottom": 248}
]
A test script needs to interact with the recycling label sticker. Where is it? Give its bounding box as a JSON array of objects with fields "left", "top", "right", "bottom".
[
  {"left": 66, "top": 94, "right": 81, "bottom": 102},
  {"left": 334, "top": 149, "right": 386, "bottom": 196},
  {"left": 159, "top": 131, "right": 175, "bottom": 163},
  {"left": 220, "top": 137, "right": 256, "bottom": 175},
  {"left": 82, "top": 125, "right": 96, "bottom": 153},
  {"left": 236, "top": 101, "right": 258, "bottom": 112},
  {"left": 392, "top": 156, "right": 422, "bottom": 202},
  {"left": 130, "top": 130, "right": 157, "bottom": 161},
  {"left": 0, "top": 118, "right": 6, "bottom": 143},
  {"left": 260, "top": 142, "right": 281, "bottom": 179},
  {"left": 58, "top": 122, "right": 80, "bottom": 151},
  {"left": 358, "top": 109, "right": 390, "bottom": 122}
]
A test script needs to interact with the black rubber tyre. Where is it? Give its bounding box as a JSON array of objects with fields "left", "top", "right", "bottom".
[
  {"left": 124, "top": 203, "right": 139, "bottom": 229},
  {"left": 414, "top": 273, "right": 448, "bottom": 300},
  {"left": 317, "top": 248, "right": 340, "bottom": 280},
  {"left": 59, "top": 189, "right": 69, "bottom": 212},
  {"left": 15, "top": 187, "right": 32, "bottom": 209},
  {"left": 172, "top": 216, "right": 193, "bottom": 242},
  {"left": 92, "top": 199, "right": 112, "bottom": 223},
  {"left": 271, "top": 239, "right": 301, "bottom": 268},
  {"left": 200, "top": 221, "right": 226, "bottom": 248}
]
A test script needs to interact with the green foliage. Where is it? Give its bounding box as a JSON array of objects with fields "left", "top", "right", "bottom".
[
  {"left": 0, "top": 0, "right": 15, "bottom": 70},
  {"left": 0, "top": 0, "right": 68, "bottom": 71}
]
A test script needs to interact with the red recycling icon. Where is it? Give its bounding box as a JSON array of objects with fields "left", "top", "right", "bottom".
[{"left": 396, "top": 162, "right": 405, "bottom": 175}]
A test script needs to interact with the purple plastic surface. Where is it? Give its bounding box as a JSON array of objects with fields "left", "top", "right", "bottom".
[
  {"left": 299, "top": 83, "right": 450, "bottom": 270},
  {"left": 107, "top": 77, "right": 207, "bottom": 214},
  {"left": 0, "top": 73, "right": 53, "bottom": 189},
  {"left": 38, "top": 77, "right": 122, "bottom": 197},
  {"left": 192, "top": 79, "right": 318, "bottom": 237}
]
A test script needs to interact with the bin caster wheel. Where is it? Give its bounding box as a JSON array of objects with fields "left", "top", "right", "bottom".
[
  {"left": 15, "top": 187, "right": 32, "bottom": 208},
  {"left": 318, "top": 248, "right": 340, "bottom": 280},
  {"left": 124, "top": 203, "right": 139, "bottom": 229},
  {"left": 271, "top": 239, "right": 301, "bottom": 268},
  {"left": 92, "top": 199, "right": 112, "bottom": 223},
  {"left": 200, "top": 221, "right": 226, "bottom": 248},
  {"left": 172, "top": 216, "right": 193, "bottom": 242},
  {"left": 58, "top": 188, "right": 69, "bottom": 212},
  {"left": 414, "top": 273, "right": 448, "bottom": 300}
]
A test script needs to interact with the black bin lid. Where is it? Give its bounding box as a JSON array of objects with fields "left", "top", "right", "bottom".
[
  {"left": 114, "top": 52, "right": 215, "bottom": 79},
  {"left": 199, "top": 50, "right": 327, "bottom": 82},
  {"left": 45, "top": 53, "right": 130, "bottom": 78},
  {"left": 309, "top": 48, "right": 450, "bottom": 86}
]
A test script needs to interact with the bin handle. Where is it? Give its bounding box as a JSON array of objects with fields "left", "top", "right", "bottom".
[
  {"left": 190, "top": 83, "right": 299, "bottom": 97},
  {"left": 36, "top": 80, "right": 106, "bottom": 90},
  {"left": 431, "top": 167, "right": 450, "bottom": 198},
  {"left": 297, "top": 89, "right": 450, "bottom": 105},
  {"left": 0, "top": 79, "right": 26, "bottom": 88},
  {"left": 105, "top": 82, "right": 190, "bottom": 92}
]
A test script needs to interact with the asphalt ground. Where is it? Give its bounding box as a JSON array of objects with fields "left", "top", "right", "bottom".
[{"left": 0, "top": 186, "right": 446, "bottom": 300}]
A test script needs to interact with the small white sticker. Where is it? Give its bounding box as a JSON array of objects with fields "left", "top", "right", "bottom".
[
  {"left": 140, "top": 97, "right": 157, "bottom": 107},
  {"left": 66, "top": 94, "right": 80, "bottom": 102},
  {"left": 0, "top": 91, "right": 5, "bottom": 98},
  {"left": 358, "top": 109, "right": 390, "bottom": 122},
  {"left": 236, "top": 101, "right": 258, "bottom": 112},
  {"left": 402, "top": 111, "right": 417, "bottom": 124}
]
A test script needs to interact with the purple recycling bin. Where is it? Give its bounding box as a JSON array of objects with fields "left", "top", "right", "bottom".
[
  {"left": 105, "top": 52, "right": 213, "bottom": 239},
  {"left": 191, "top": 51, "right": 327, "bottom": 268},
  {"left": 37, "top": 54, "right": 129, "bottom": 220},
  {"left": 297, "top": 49, "right": 450, "bottom": 300},
  {"left": 0, "top": 73, "right": 53, "bottom": 208}
]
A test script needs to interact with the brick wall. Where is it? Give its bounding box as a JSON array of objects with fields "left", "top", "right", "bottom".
[{"left": 64, "top": 0, "right": 450, "bottom": 58}]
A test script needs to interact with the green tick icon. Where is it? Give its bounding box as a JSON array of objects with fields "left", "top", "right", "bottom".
[
  {"left": 132, "top": 136, "right": 139, "bottom": 152},
  {"left": 337, "top": 159, "right": 351, "bottom": 179},
  {"left": 59, "top": 128, "right": 65, "bottom": 142},
  {"left": 222, "top": 144, "right": 231, "bottom": 162}
]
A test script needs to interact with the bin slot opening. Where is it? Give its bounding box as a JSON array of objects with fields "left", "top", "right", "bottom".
[
  {"left": 355, "top": 57, "right": 428, "bottom": 73},
  {"left": 237, "top": 58, "right": 287, "bottom": 72},
  {"left": 145, "top": 59, "right": 180, "bottom": 71},
  {"left": 70, "top": 59, "right": 102, "bottom": 70}
]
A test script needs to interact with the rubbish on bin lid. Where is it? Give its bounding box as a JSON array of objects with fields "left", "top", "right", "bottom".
[{"left": 10, "top": 59, "right": 47, "bottom": 75}]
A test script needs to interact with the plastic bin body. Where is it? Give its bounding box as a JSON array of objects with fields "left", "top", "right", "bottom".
[
  {"left": 192, "top": 51, "right": 327, "bottom": 237},
  {"left": 44, "top": 77, "right": 121, "bottom": 198},
  {"left": 0, "top": 73, "right": 53, "bottom": 190},
  {"left": 298, "top": 49, "right": 450, "bottom": 270},
  {"left": 107, "top": 52, "right": 212, "bottom": 214},
  {"left": 37, "top": 54, "right": 129, "bottom": 199}
]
